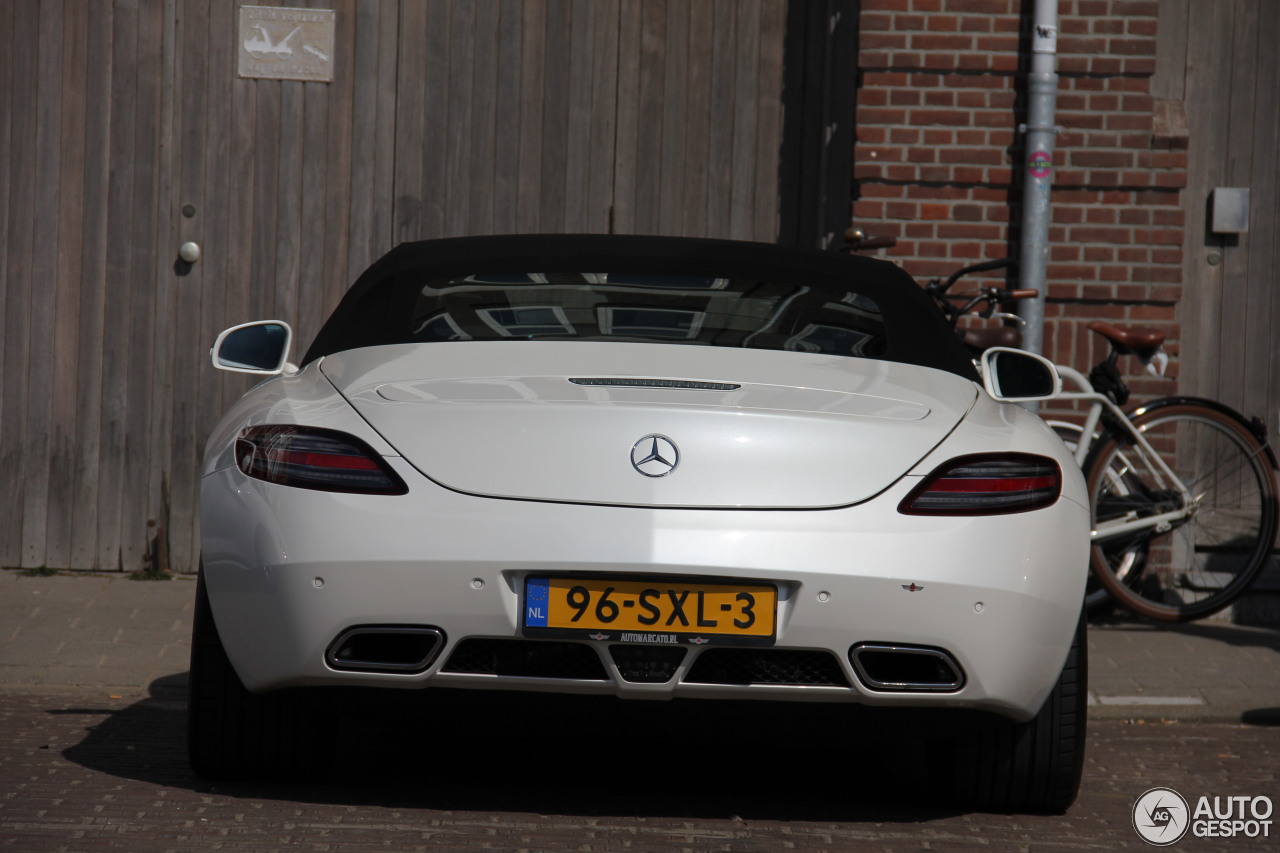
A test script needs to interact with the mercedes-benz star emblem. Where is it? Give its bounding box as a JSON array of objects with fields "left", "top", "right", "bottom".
[{"left": 631, "top": 434, "right": 679, "bottom": 477}]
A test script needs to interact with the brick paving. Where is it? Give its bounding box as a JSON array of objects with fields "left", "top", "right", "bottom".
[
  {"left": 0, "top": 571, "right": 194, "bottom": 694},
  {"left": 1, "top": 569, "right": 1278, "bottom": 850}
]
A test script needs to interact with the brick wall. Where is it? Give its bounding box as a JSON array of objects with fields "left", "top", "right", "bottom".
[{"left": 853, "top": 0, "right": 1186, "bottom": 407}]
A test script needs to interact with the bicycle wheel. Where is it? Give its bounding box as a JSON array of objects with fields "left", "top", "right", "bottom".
[
  {"left": 1050, "top": 423, "right": 1148, "bottom": 615},
  {"left": 1085, "top": 402, "right": 1278, "bottom": 621}
]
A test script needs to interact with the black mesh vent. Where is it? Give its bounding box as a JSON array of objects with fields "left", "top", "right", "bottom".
[
  {"left": 442, "top": 639, "right": 607, "bottom": 680},
  {"left": 608, "top": 645, "right": 688, "bottom": 683},
  {"left": 684, "top": 648, "right": 850, "bottom": 686}
]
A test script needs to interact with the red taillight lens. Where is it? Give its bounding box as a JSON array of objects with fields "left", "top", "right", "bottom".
[
  {"left": 898, "top": 453, "right": 1060, "bottom": 515},
  {"left": 234, "top": 426, "right": 408, "bottom": 495}
]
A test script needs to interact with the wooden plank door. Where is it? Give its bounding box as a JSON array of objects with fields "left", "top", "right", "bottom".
[
  {"left": 391, "top": 0, "right": 788, "bottom": 243},
  {"left": 161, "top": 0, "right": 405, "bottom": 571},
  {"left": 1159, "top": 0, "right": 1280, "bottom": 612},
  {"left": 0, "top": 0, "right": 170, "bottom": 572},
  {"left": 1166, "top": 0, "right": 1280, "bottom": 426}
]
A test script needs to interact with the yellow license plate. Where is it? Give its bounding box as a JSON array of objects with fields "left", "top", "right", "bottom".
[{"left": 523, "top": 576, "right": 776, "bottom": 643}]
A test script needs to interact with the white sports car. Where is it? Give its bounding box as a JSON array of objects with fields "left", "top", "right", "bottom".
[{"left": 191, "top": 235, "right": 1089, "bottom": 811}]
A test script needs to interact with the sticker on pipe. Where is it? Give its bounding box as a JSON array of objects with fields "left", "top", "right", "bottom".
[{"left": 1028, "top": 151, "right": 1052, "bottom": 179}]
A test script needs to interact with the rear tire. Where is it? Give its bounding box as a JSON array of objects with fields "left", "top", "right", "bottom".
[
  {"left": 929, "top": 608, "right": 1087, "bottom": 813},
  {"left": 187, "top": 566, "right": 316, "bottom": 780}
]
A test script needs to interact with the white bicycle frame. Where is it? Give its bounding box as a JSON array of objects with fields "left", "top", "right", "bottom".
[{"left": 1048, "top": 363, "right": 1196, "bottom": 545}]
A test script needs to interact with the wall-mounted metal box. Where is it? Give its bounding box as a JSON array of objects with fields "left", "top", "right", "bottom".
[{"left": 1211, "top": 187, "right": 1250, "bottom": 234}]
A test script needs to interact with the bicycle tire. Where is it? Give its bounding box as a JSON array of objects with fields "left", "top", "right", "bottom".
[{"left": 1084, "top": 401, "right": 1278, "bottom": 621}]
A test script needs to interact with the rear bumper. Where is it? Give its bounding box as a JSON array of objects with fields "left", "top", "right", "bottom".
[{"left": 201, "top": 459, "right": 1089, "bottom": 721}]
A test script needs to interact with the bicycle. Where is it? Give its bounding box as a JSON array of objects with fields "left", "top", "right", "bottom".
[
  {"left": 913, "top": 252, "right": 1280, "bottom": 622},
  {"left": 1053, "top": 324, "right": 1278, "bottom": 621}
]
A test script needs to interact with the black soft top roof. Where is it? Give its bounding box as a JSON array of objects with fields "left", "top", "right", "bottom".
[{"left": 302, "top": 234, "right": 977, "bottom": 380}]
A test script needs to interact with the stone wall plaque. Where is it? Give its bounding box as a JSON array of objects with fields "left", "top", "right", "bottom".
[{"left": 238, "top": 6, "right": 335, "bottom": 83}]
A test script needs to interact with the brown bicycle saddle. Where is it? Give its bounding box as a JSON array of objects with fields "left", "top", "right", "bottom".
[{"left": 1087, "top": 321, "right": 1165, "bottom": 355}]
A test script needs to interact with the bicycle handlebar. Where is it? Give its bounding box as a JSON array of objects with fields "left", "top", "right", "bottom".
[{"left": 924, "top": 258, "right": 1031, "bottom": 329}]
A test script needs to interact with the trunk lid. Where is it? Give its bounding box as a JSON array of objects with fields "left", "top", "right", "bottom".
[{"left": 321, "top": 342, "right": 976, "bottom": 509}]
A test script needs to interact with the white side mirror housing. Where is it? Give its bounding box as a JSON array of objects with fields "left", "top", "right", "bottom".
[
  {"left": 211, "top": 321, "right": 296, "bottom": 376},
  {"left": 980, "top": 346, "right": 1061, "bottom": 402}
]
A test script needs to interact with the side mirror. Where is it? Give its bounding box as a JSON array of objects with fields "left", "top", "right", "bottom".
[
  {"left": 980, "top": 347, "right": 1061, "bottom": 402},
  {"left": 211, "top": 321, "right": 295, "bottom": 375}
]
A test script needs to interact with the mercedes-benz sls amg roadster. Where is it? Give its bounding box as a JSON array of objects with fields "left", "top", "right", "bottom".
[{"left": 191, "top": 234, "right": 1089, "bottom": 812}]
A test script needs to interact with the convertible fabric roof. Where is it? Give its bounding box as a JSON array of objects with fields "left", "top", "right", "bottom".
[{"left": 302, "top": 234, "right": 978, "bottom": 381}]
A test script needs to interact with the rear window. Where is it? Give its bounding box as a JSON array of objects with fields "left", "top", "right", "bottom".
[{"left": 411, "top": 273, "right": 889, "bottom": 359}]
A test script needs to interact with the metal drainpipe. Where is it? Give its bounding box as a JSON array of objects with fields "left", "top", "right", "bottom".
[{"left": 1017, "top": 0, "right": 1060, "bottom": 358}]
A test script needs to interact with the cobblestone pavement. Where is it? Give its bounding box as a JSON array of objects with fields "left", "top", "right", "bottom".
[{"left": 0, "top": 685, "right": 1277, "bottom": 852}]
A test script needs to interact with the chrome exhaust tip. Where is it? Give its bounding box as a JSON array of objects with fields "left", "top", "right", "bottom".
[
  {"left": 849, "top": 643, "right": 965, "bottom": 692},
  {"left": 326, "top": 626, "right": 446, "bottom": 674}
]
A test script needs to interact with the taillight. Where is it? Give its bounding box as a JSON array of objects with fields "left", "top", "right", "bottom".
[
  {"left": 898, "top": 453, "right": 1060, "bottom": 515},
  {"left": 234, "top": 426, "right": 408, "bottom": 495}
]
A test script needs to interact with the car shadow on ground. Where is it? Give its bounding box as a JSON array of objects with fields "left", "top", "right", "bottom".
[{"left": 60, "top": 673, "right": 971, "bottom": 822}]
